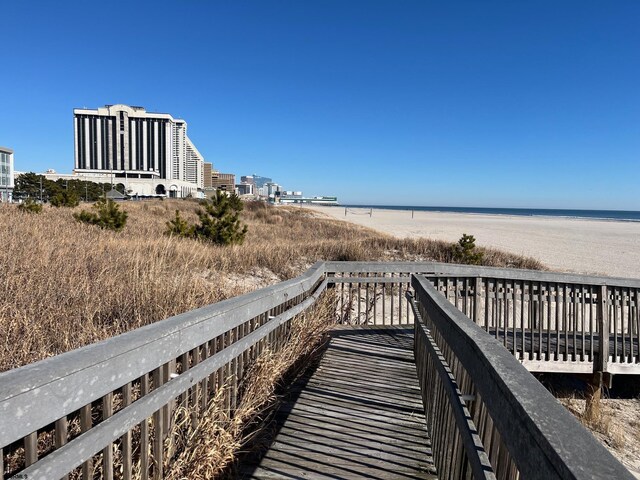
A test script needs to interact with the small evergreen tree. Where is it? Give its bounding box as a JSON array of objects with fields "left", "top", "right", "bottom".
[
  {"left": 165, "top": 210, "right": 194, "bottom": 237},
  {"left": 50, "top": 190, "right": 80, "bottom": 208},
  {"left": 452, "top": 233, "right": 484, "bottom": 265},
  {"left": 18, "top": 198, "right": 43, "bottom": 214},
  {"left": 193, "top": 192, "right": 248, "bottom": 245},
  {"left": 74, "top": 198, "right": 128, "bottom": 231}
]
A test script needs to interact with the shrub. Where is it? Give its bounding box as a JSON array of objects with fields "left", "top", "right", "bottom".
[
  {"left": 166, "top": 210, "right": 194, "bottom": 237},
  {"left": 193, "top": 192, "right": 248, "bottom": 245},
  {"left": 74, "top": 198, "right": 128, "bottom": 231},
  {"left": 452, "top": 233, "right": 484, "bottom": 265},
  {"left": 17, "top": 198, "right": 43, "bottom": 214},
  {"left": 50, "top": 190, "right": 80, "bottom": 208}
]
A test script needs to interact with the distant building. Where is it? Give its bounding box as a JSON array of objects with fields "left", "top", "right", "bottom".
[
  {"left": 241, "top": 175, "right": 272, "bottom": 189},
  {"left": 203, "top": 162, "right": 213, "bottom": 188},
  {"left": 0, "top": 146, "right": 14, "bottom": 202},
  {"left": 211, "top": 172, "right": 236, "bottom": 193},
  {"left": 259, "top": 182, "right": 282, "bottom": 199},
  {"left": 73, "top": 104, "right": 207, "bottom": 198},
  {"left": 236, "top": 182, "right": 254, "bottom": 196},
  {"left": 280, "top": 195, "right": 338, "bottom": 205}
]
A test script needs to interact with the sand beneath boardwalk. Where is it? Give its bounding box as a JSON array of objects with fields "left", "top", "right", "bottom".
[{"left": 302, "top": 205, "right": 640, "bottom": 279}]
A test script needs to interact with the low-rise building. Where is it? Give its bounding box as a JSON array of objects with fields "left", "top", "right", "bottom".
[
  {"left": 0, "top": 147, "right": 14, "bottom": 202},
  {"left": 280, "top": 195, "right": 338, "bottom": 205}
]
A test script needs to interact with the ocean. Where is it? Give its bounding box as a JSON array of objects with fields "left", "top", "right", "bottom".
[{"left": 341, "top": 205, "right": 640, "bottom": 222}]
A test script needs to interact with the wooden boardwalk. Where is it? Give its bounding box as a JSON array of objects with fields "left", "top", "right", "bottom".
[{"left": 239, "top": 325, "right": 437, "bottom": 479}]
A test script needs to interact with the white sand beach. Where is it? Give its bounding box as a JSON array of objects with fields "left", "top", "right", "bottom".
[{"left": 304, "top": 205, "right": 640, "bottom": 279}]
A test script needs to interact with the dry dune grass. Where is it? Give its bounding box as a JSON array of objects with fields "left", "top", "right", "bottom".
[
  {"left": 561, "top": 394, "right": 640, "bottom": 475},
  {"left": 164, "top": 291, "right": 337, "bottom": 479},
  {"left": 0, "top": 199, "right": 542, "bottom": 372}
]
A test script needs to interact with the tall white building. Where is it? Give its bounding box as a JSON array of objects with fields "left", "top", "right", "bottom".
[{"left": 73, "top": 104, "right": 206, "bottom": 197}]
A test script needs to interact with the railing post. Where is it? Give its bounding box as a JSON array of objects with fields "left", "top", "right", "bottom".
[
  {"left": 596, "top": 285, "right": 609, "bottom": 374},
  {"left": 326, "top": 271, "right": 335, "bottom": 289},
  {"left": 474, "top": 277, "right": 482, "bottom": 324}
]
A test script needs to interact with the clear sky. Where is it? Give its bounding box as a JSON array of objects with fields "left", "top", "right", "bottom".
[{"left": 1, "top": 1, "right": 638, "bottom": 209}]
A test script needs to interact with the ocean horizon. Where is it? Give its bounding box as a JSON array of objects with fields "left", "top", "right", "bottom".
[{"left": 339, "top": 205, "right": 640, "bottom": 222}]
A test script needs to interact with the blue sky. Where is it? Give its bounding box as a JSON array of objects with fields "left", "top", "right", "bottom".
[{"left": 1, "top": 1, "right": 638, "bottom": 209}]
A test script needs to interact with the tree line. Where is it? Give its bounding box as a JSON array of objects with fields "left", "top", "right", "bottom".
[{"left": 14, "top": 172, "right": 125, "bottom": 203}]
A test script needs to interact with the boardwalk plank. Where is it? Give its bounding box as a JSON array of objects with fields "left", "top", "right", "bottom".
[{"left": 239, "top": 326, "right": 437, "bottom": 480}]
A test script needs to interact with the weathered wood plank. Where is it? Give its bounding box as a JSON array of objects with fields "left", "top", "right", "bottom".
[{"left": 241, "top": 326, "right": 437, "bottom": 479}]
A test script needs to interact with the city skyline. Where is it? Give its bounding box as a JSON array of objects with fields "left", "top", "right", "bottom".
[{"left": 1, "top": 1, "right": 639, "bottom": 209}]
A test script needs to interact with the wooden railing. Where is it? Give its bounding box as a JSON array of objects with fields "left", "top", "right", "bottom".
[
  {"left": 326, "top": 261, "right": 640, "bottom": 376},
  {"left": 1, "top": 261, "right": 639, "bottom": 479},
  {"left": 0, "top": 263, "right": 327, "bottom": 480},
  {"left": 410, "top": 274, "right": 634, "bottom": 480}
]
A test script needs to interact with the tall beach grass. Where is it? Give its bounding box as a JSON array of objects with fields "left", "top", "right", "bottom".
[{"left": 0, "top": 199, "right": 542, "bottom": 372}]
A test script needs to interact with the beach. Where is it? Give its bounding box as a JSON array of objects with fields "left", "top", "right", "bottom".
[{"left": 304, "top": 205, "right": 640, "bottom": 279}]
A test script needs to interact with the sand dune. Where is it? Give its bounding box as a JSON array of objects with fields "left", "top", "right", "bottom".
[{"left": 303, "top": 205, "right": 640, "bottom": 279}]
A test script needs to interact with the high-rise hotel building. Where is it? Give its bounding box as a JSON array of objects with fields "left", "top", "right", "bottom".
[{"left": 73, "top": 104, "right": 207, "bottom": 197}]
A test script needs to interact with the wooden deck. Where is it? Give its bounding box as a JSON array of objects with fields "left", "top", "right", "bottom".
[{"left": 238, "top": 325, "right": 437, "bottom": 479}]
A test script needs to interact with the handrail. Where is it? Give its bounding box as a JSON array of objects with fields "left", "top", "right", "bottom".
[
  {"left": 411, "top": 274, "right": 634, "bottom": 480},
  {"left": 325, "top": 261, "right": 640, "bottom": 288},
  {"left": 409, "top": 292, "right": 495, "bottom": 480}
]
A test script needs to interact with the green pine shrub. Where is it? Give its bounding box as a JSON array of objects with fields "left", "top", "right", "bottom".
[
  {"left": 17, "top": 198, "right": 43, "bottom": 214},
  {"left": 165, "top": 191, "right": 248, "bottom": 245},
  {"left": 74, "top": 198, "right": 128, "bottom": 231},
  {"left": 194, "top": 192, "right": 248, "bottom": 245},
  {"left": 165, "top": 210, "right": 194, "bottom": 237},
  {"left": 50, "top": 190, "right": 80, "bottom": 208},
  {"left": 452, "top": 233, "right": 484, "bottom": 265}
]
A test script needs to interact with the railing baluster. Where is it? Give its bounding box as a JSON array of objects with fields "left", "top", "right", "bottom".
[
  {"left": 357, "top": 275, "right": 362, "bottom": 322},
  {"left": 563, "top": 283, "right": 569, "bottom": 361},
  {"left": 391, "top": 273, "right": 395, "bottom": 325},
  {"left": 152, "top": 368, "right": 164, "bottom": 480},
  {"left": 503, "top": 279, "right": 509, "bottom": 349},
  {"left": 122, "top": 382, "right": 133, "bottom": 480},
  {"left": 632, "top": 289, "right": 636, "bottom": 363},
  {"left": 612, "top": 288, "right": 617, "bottom": 364},
  {"left": 474, "top": 277, "right": 481, "bottom": 326},
  {"left": 81, "top": 403, "right": 93, "bottom": 479},
  {"left": 597, "top": 285, "right": 609, "bottom": 374},
  {"left": 398, "top": 277, "right": 403, "bottom": 324},
  {"left": 555, "top": 284, "right": 561, "bottom": 362},
  {"left": 537, "top": 283, "right": 542, "bottom": 361},
  {"left": 138, "top": 374, "right": 149, "bottom": 480},
  {"left": 485, "top": 278, "right": 491, "bottom": 334},
  {"left": 520, "top": 281, "right": 525, "bottom": 360},
  {"left": 24, "top": 431, "right": 37, "bottom": 468},
  {"left": 621, "top": 288, "right": 631, "bottom": 362},
  {"left": 589, "top": 285, "right": 595, "bottom": 363},
  {"left": 491, "top": 279, "right": 500, "bottom": 340},
  {"left": 102, "top": 392, "right": 114, "bottom": 480},
  {"left": 510, "top": 280, "right": 516, "bottom": 359},
  {"left": 54, "top": 417, "right": 68, "bottom": 480},
  {"left": 546, "top": 283, "right": 552, "bottom": 361},
  {"left": 580, "top": 285, "right": 586, "bottom": 363}
]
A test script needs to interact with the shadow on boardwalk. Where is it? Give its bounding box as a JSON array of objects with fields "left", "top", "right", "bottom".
[{"left": 234, "top": 326, "right": 437, "bottom": 480}]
